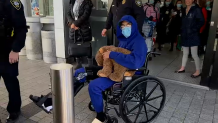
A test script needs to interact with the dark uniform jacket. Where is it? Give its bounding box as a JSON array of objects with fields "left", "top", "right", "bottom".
[
  {"left": 0, "top": 0, "right": 27, "bottom": 76},
  {"left": 67, "top": 0, "right": 93, "bottom": 42},
  {"left": 181, "top": 4, "right": 204, "bottom": 47},
  {"left": 105, "top": 0, "right": 145, "bottom": 34}
]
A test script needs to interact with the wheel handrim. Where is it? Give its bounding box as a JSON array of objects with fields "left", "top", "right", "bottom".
[{"left": 120, "top": 78, "right": 166, "bottom": 123}]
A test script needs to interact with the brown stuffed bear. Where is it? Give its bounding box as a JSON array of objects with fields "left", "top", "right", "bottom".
[{"left": 95, "top": 45, "right": 136, "bottom": 82}]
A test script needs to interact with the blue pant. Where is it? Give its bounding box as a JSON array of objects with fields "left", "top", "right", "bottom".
[{"left": 88, "top": 77, "right": 115, "bottom": 113}]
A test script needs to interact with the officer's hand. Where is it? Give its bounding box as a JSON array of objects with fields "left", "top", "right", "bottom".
[
  {"left": 71, "top": 24, "right": 75, "bottom": 29},
  {"left": 9, "top": 51, "right": 19, "bottom": 64},
  {"left": 101, "top": 29, "right": 107, "bottom": 37}
]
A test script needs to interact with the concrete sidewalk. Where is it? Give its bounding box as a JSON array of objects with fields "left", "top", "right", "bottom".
[{"left": 0, "top": 56, "right": 217, "bottom": 123}]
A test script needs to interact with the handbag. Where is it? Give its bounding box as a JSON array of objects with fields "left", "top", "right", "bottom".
[
  {"left": 68, "top": 29, "right": 92, "bottom": 58},
  {"left": 176, "top": 35, "right": 182, "bottom": 51}
]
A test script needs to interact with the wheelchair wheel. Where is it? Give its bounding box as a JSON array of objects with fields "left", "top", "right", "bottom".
[{"left": 119, "top": 76, "right": 166, "bottom": 123}]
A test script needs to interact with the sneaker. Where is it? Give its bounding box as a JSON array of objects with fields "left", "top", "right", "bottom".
[{"left": 6, "top": 112, "right": 20, "bottom": 123}]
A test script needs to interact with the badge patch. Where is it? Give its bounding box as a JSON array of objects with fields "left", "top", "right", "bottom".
[
  {"left": 135, "top": 0, "right": 142, "bottom": 7},
  {"left": 10, "top": 0, "right": 21, "bottom": 10},
  {"left": 122, "top": 0, "right": 126, "bottom": 4}
]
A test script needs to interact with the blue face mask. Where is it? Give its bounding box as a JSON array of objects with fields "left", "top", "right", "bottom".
[
  {"left": 165, "top": 2, "right": 170, "bottom": 6},
  {"left": 206, "top": 1, "right": 211, "bottom": 5},
  {"left": 177, "top": 4, "right": 182, "bottom": 8},
  {"left": 122, "top": 27, "right": 131, "bottom": 38},
  {"left": 149, "top": 0, "right": 154, "bottom": 4}
]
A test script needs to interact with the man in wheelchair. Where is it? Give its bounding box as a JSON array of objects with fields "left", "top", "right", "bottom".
[{"left": 30, "top": 15, "right": 148, "bottom": 123}]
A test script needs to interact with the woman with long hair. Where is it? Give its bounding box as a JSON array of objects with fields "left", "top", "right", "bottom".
[
  {"left": 197, "top": 0, "right": 208, "bottom": 55},
  {"left": 175, "top": 0, "right": 204, "bottom": 78},
  {"left": 67, "top": 0, "right": 93, "bottom": 44}
]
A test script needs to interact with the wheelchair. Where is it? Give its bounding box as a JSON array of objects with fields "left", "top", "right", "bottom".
[
  {"left": 29, "top": 52, "right": 166, "bottom": 123},
  {"left": 87, "top": 52, "right": 166, "bottom": 123}
]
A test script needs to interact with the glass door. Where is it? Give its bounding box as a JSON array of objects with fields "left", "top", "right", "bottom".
[{"left": 201, "top": 0, "right": 218, "bottom": 88}]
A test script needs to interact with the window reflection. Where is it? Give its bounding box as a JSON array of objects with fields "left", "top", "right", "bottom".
[
  {"left": 30, "top": 0, "right": 54, "bottom": 16},
  {"left": 31, "top": 0, "right": 39, "bottom": 16},
  {"left": 100, "top": 0, "right": 108, "bottom": 10},
  {"left": 92, "top": 0, "right": 108, "bottom": 10}
]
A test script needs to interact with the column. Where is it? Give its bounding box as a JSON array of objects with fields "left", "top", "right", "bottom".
[{"left": 53, "top": 0, "right": 69, "bottom": 63}]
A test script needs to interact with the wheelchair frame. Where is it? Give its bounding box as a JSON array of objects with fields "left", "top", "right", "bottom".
[{"left": 88, "top": 52, "right": 166, "bottom": 123}]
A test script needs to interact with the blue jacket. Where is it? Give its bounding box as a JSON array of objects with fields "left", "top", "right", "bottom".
[
  {"left": 109, "top": 15, "right": 147, "bottom": 69},
  {"left": 181, "top": 4, "right": 204, "bottom": 47}
]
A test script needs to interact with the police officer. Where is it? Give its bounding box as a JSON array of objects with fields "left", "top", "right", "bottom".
[
  {"left": 0, "top": 0, "right": 27, "bottom": 122},
  {"left": 101, "top": 0, "right": 145, "bottom": 46}
]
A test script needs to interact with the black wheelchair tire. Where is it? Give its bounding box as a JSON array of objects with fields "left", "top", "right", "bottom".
[
  {"left": 88, "top": 101, "right": 95, "bottom": 111},
  {"left": 119, "top": 76, "right": 166, "bottom": 123}
]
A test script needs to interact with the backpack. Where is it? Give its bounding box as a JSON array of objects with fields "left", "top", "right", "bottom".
[
  {"left": 142, "top": 3, "right": 158, "bottom": 37},
  {"left": 143, "top": 3, "right": 159, "bottom": 22}
]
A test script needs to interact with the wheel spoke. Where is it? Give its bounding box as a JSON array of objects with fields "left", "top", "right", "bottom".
[
  {"left": 128, "top": 100, "right": 141, "bottom": 103},
  {"left": 143, "top": 82, "right": 148, "bottom": 95},
  {"left": 147, "top": 95, "right": 163, "bottom": 102},
  {"left": 134, "top": 104, "right": 143, "bottom": 123},
  {"left": 127, "top": 103, "right": 141, "bottom": 115},
  {"left": 143, "top": 104, "right": 149, "bottom": 121},
  {"left": 145, "top": 84, "right": 158, "bottom": 100},
  {"left": 145, "top": 103, "right": 159, "bottom": 110}
]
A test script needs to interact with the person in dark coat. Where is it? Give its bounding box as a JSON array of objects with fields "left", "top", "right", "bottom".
[
  {"left": 156, "top": 0, "right": 174, "bottom": 50},
  {"left": 67, "top": 0, "right": 93, "bottom": 43},
  {"left": 101, "top": 0, "right": 145, "bottom": 46},
  {"left": 175, "top": 0, "right": 204, "bottom": 78},
  {"left": 168, "top": 0, "right": 184, "bottom": 51},
  {"left": 197, "top": 0, "right": 208, "bottom": 55},
  {"left": 0, "top": 0, "right": 28, "bottom": 122}
]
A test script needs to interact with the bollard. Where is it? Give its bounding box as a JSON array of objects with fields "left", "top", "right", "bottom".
[{"left": 50, "top": 63, "right": 75, "bottom": 123}]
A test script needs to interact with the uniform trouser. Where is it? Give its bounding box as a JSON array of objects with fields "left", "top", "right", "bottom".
[
  {"left": 0, "top": 73, "right": 21, "bottom": 113},
  {"left": 88, "top": 77, "right": 115, "bottom": 113}
]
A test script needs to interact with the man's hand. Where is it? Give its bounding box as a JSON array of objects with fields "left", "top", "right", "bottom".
[
  {"left": 71, "top": 24, "right": 75, "bottom": 29},
  {"left": 9, "top": 51, "right": 19, "bottom": 64},
  {"left": 101, "top": 29, "right": 107, "bottom": 37},
  {"left": 103, "top": 50, "right": 111, "bottom": 60}
]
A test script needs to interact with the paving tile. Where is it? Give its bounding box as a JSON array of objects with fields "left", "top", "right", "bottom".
[
  {"left": 159, "top": 110, "right": 173, "bottom": 119},
  {"left": 169, "top": 117, "right": 183, "bottom": 123},
  {"left": 198, "top": 118, "right": 212, "bottom": 123},
  {"left": 155, "top": 116, "right": 170, "bottom": 123},
  {"left": 199, "top": 113, "right": 213, "bottom": 121},
  {"left": 29, "top": 116, "right": 41, "bottom": 122},
  {"left": 38, "top": 117, "right": 53, "bottom": 123}
]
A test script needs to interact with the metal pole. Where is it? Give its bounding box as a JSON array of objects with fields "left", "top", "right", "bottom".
[{"left": 50, "top": 63, "right": 75, "bottom": 123}]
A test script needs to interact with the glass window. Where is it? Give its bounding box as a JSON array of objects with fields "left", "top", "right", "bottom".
[{"left": 30, "top": 0, "right": 54, "bottom": 16}]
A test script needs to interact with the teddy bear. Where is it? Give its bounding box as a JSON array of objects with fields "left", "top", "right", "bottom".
[{"left": 95, "top": 45, "right": 136, "bottom": 82}]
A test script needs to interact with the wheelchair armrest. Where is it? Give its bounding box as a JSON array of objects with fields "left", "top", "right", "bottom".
[
  {"left": 127, "top": 67, "right": 147, "bottom": 71},
  {"left": 150, "top": 52, "right": 161, "bottom": 56}
]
